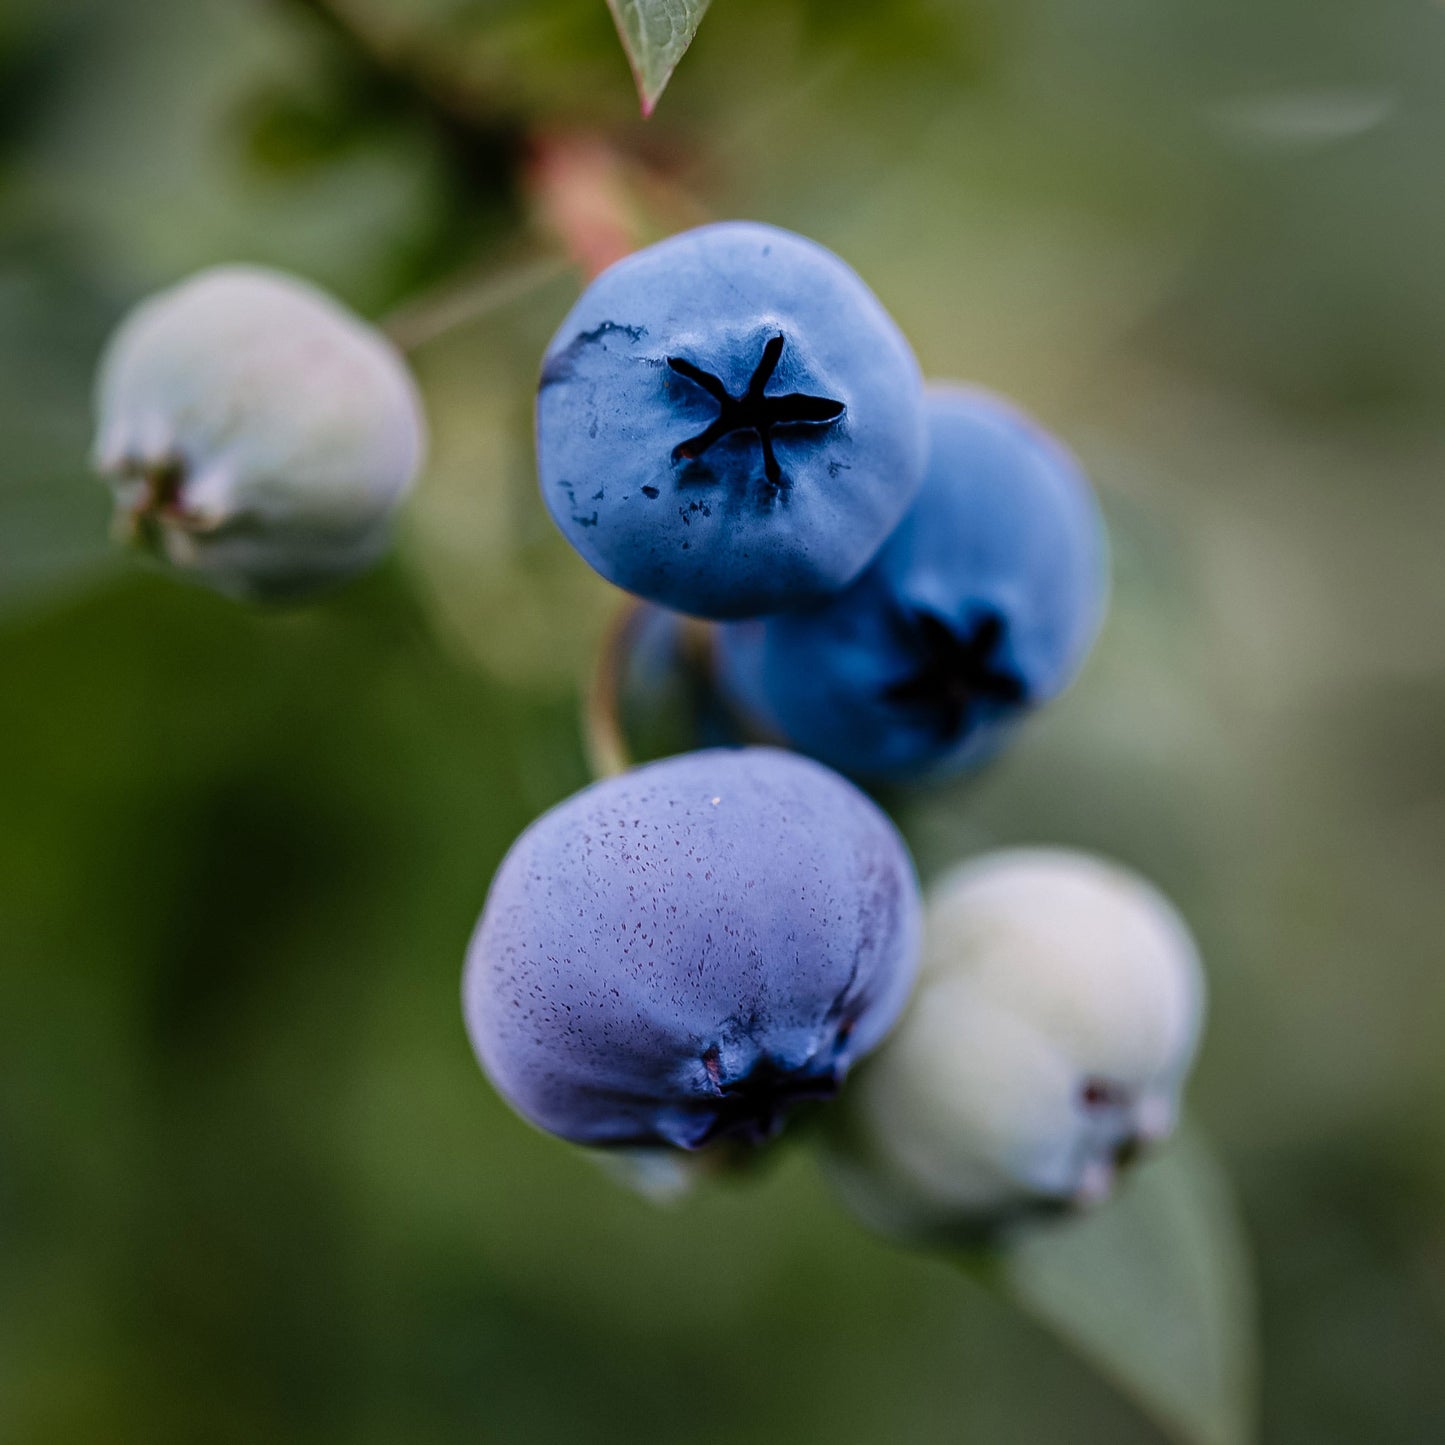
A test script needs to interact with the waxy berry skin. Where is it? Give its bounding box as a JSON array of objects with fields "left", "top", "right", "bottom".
[
  {"left": 829, "top": 850, "right": 1206, "bottom": 1239},
  {"left": 462, "top": 748, "right": 922, "bottom": 1150},
  {"left": 93, "top": 265, "right": 425, "bottom": 601},
  {"left": 716, "top": 386, "right": 1108, "bottom": 779},
  {"left": 535, "top": 222, "right": 927, "bottom": 620}
]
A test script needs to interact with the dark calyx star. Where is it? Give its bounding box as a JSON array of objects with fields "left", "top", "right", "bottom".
[
  {"left": 884, "top": 607, "right": 1028, "bottom": 741},
  {"left": 666, "top": 333, "right": 844, "bottom": 488},
  {"left": 693, "top": 1048, "right": 843, "bottom": 1147}
]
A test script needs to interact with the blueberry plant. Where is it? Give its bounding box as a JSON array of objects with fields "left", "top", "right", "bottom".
[{"left": 86, "top": 5, "right": 1254, "bottom": 1442}]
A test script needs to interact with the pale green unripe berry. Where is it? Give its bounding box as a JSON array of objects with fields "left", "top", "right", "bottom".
[
  {"left": 830, "top": 849, "right": 1206, "bottom": 1240},
  {"left": 92, "top": 265, "right": 426, "bottom": 601}
]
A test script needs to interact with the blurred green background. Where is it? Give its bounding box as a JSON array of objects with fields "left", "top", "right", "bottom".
[{"left": 3, "top": 0, "right": 1444, "bottom": 1440}]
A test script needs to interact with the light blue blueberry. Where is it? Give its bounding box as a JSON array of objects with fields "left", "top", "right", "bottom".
[{"left": 536, "top": 222, "right": 926, "bottom": 619}]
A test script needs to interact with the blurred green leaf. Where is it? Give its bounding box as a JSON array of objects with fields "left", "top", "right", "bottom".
[
  {"left": 999, "top": 1130, "right": 1258, "bottom": 1445},
  {"left": 0, "top": 266, "right": 120, "bottom": 618},
  {"left": 605, "top": 0, "right": 711, "bottom": 115}
]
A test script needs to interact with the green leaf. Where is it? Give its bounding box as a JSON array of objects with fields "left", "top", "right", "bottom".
[
  {"left": 605, "top": 0, "right": 712, "bottom": 116},
  {"left": 999, "top": 1130, "right": 1258, "bottom": 1445}
]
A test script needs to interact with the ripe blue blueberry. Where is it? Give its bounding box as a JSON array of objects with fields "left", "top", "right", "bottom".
[
  {"left": 462, "top": 747, "right": 922, "bottom": 1149},
  {"left": 715, "top": 386, "right": 1109, "bottom": 779},
  {"left": 535, "top": 222, "right": 927, "bottom": 619}
]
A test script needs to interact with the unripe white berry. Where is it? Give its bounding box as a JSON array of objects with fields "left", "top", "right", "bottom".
[
  {"left": 92, "top": 265, "right": 426, "bottom": 601},
  {"left": 830, "top": 849, "right": 1206, "bottom": 1239}
]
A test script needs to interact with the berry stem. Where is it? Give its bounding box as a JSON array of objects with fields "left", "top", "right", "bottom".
[
  {"left": 382, "top": 251, "right": 572, "bottom": 353},
  {"left": 584, "top": 598, "right": 643, "bottom": 780},
  {"left": 582, "top": 599, "right": 725, "bottom": 780}
]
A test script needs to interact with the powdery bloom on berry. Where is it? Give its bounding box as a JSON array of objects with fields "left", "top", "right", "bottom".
[
  {"left": 463, "top": 747, "right": 923, "bottom": 1150},
  {"left": 535, "top": 222, "right": 926, "bottom": 620},
  {"left": 93, "top": 264, "right": 426, "bottom": 601},
  {"left": 830, "top": 848, "right": 1206, "bottom": 1240}
]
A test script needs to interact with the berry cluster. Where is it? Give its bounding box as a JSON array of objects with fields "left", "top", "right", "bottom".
[{"left": 90, "top": 222, "right": 1205, "bottom": 1239}]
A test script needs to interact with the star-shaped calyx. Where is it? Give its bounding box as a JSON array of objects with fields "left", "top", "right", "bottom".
[
  {"left": 111, "top": 457, "right": 197, "bottom": 554},
  {"left": 667, "top": 333, "right": 845, "bottom": 488},
  {"left": 883, "top": 607, "right": 1028, "bottom": 741}
]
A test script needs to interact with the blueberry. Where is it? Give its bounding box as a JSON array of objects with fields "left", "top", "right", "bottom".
[
  {"left": 535, "top": 222, "right": 927, "bottom": 619},
  {"left": 715, "top": 386, "right": 1109, "bottom": 779},
  {"left": 462, "top": 747, "right": 922, "bottom": 1149},
  {"left": 92, "top": 265, "right": 426, "bottom": 601},
  {"left": 828, "top": 850, "right": 1206, "bottom": 1240}
]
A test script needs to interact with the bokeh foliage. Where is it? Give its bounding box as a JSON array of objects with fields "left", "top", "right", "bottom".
[{"left": 3, "top": 0, "right": 1445, "bottom": 1441}]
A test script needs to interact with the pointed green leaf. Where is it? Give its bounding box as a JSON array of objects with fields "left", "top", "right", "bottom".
[
  {"left": 999, "top": 1131, "right": 1258, "bottom": 1445},
  {"left": 605, "top": 0, "right": 713, "bottom": 116}
]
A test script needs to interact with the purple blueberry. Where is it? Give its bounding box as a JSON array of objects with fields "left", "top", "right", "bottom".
[
  {"left": 462, "top": 748, "right": 922, "bottom": 1149},
  {"left": 715, "top": 386, "right": 1109, "bottom": 780},
  {"left": 536, "top": 222, "right": 927, "bottom": 619}
]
